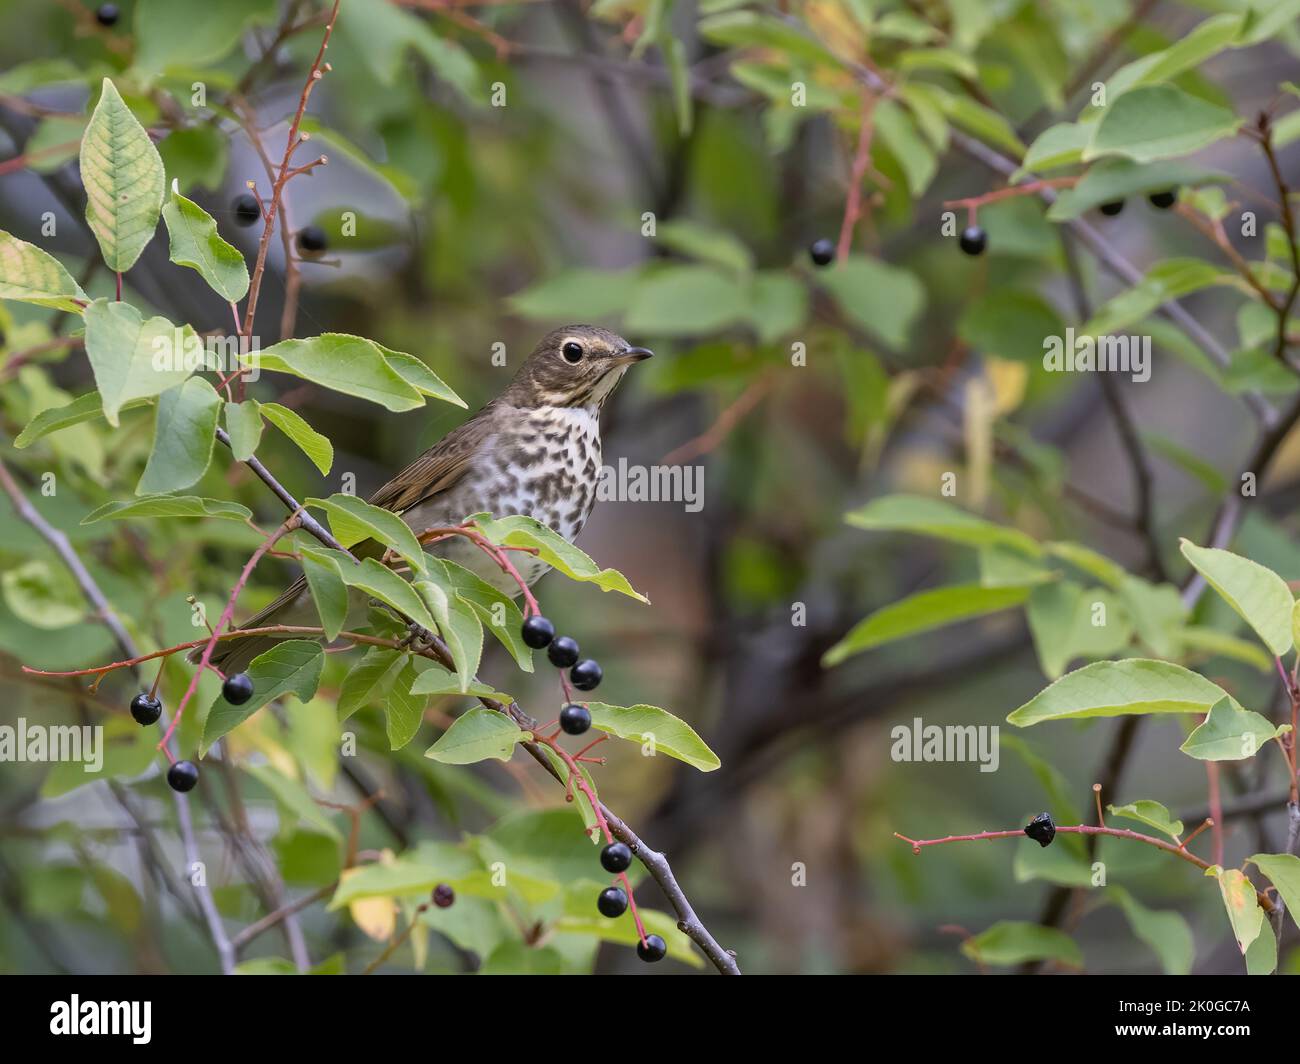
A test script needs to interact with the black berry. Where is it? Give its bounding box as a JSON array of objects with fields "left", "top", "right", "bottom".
[
  {"left": 222, "top": 672, "right": 254, "bottom": 706},
  {"left": 959, "top": 225, "right": 987, "bottom": 256},
  {"left": 167, "top": 760, "right": 199, "bottom": 793},
  {"left": 547, "top": 636, "right": 579, "bottom": 668},
  {"left": 601, "top": 841, "right": 632, "bottom": 873},
  {"left": 297, "top": 225, "right": 328, "bottom": 254},
  {"left": 559, "top": 703, "right": 591, "bottom": 736},
  {"left": 1148, "top": 189, "right": 1177, "bottom": 209},
  {"left": 570, "top": 659, "right": 602, "bottom": 691},
  {"left": 432, "top": 883, "right": 455, "bottom": 908},
  {"left": 129, "top": 692, "right": 162, "bottom": 726},
  {"left": 95, "top": 4, "right": 119, "bottom": 27},
  {"left": 232, "top": 194, "right": 261, "bottom": 227},
  {"left": 1099, "top": 199, "right": 1125, "bottom": 216},
  {"left": 637, "top": 934, "right": 667, "bottom": 963},
  {"left": 597, "top": 886, "right": 627, "bottom": 918},
  {"left": 808, "top": 238, "right": 835, "bottom": 267},
  {"left": 521, "top": 615, "right": 555, "bottom": 649},
  {"left": 1024, "top": 811, "right": 1056, "bottom": 848}
]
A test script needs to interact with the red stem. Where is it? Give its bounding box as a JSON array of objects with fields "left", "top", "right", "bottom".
[{"left": 155, "top": 512, "right": 301, "bottom": 752}]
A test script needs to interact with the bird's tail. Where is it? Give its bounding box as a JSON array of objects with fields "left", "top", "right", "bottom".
[{"left": 192, "top": 574, "right": 311, "bottom": 674}]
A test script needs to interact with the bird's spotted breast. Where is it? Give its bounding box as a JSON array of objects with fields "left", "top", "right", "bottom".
[{"left": 399, "top": 405, "right": 602, "bottom": 596}]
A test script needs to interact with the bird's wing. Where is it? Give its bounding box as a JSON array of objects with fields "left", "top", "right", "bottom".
[{"left": 366, "top": 401, "right": 502, "bottom": 515}]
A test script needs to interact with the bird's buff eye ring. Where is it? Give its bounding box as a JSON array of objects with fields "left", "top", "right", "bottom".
[{"left": 562, "top": 340, "right": 584, "bottom": 363}]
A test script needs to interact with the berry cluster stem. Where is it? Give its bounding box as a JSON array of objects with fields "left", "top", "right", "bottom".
[
  {"left": 893, "top": 824, "right": 1274, "bottom": 911},
  {"left": 155, "top": 510, "right": 302, "bottom": 753},
  {"left": 533, "top": 729, "right": 650, "bottom": 945}
]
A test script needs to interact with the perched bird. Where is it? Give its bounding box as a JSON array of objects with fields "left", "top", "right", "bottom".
[{"left": 207, "top": 325, "right": 652, "bottom": 672}]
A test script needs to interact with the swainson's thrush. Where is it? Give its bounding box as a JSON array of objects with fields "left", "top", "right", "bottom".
[{"left": 207, "top": 325, "right": 652, "bottom": 672}]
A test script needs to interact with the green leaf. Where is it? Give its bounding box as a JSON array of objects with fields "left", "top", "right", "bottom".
[
  {"left": 473, "top": 514, "right": 648, "bottom": 602},
  {"left": 82, "top": 495, "right": 252, "bottom": 524},
  {"left": 224, "top": 399, "right": 262, "bottom": 461},
  {"left": 298, "top": 546, "right": 348, "bottom": 641},
  {"left": 1177, "top": 625, "right": 1274, "bottom": 672},
  {"left": 83, "top": 300, "right": 195, "bottom": 426},
  {"left": 697, "top": 10, "right": 843, "bottom": 68},
  {"left": 1085, "top": 85, "right": 1242, "bottom": 163},
  {"left": 386, "top": 660, "right": 427, "bottom": 751},
  {"left": 844, "top": 494, "right": 1041, "bottom": 556},
  {"left": 408, "top": 665, "right": 510, "bottom": 701},
  {"left": 1043, "top": 541, "right": 1127, "bottom": 589},
  {"left": 1018, "top": 121, "right": 1091, "bottom": 173},
  {"left": 260, "top": 402, "right": 333, "bottom": 475},
  {"left": 201, "top": 640, "right": 325, "bottom": 753},
  {"left": 136, "top": 376, "right": 221, "bottom": 494},
  {"left": 960, "top": 921, "right": 1082, "bottom": 968},
  {"left": 248, "top": 334, "right": 425, "bottom": 412},
  {"left": 654, "top": 220, "right": 752, "bottom": 276},
  {"left": 424, "top": 707, "right": 527, "bottom": 764},
  {"left": 413, "top": 579, "right": 482, "bottom": 692},
  {"left": 157, "top": 125, "right": 228, "bottom": 194},
  {"left": 624, "top": 265, "right": 748, "bottom": 336},
  {"left": 747, "top": 271, "right": 808, "bottom": 343},
  {"left": 1179, "top": 540, "right": 1294, "bottom": 655},
  {"left": 307, "top": 493, "right": 426, "bottom": 575},
  {"left": 330, "top": 556, "right": 438, "bottom": 634},
  {"left": 937, "top": 92, "right": 1026, "bottom": 155},
  {"left": 0, "top": 230, "right": 88, "bottom": 311},
  {"left": 378, "top": 347, "right": 465, "bottom": 408},
  {"left": 1083, "top": 258, "right": 1231, "bottom": 336},
  {"left": 1007, "top": 659, "right": 1229, "bottom": 727},
  {"left": 824, "top": 583, "right": 1032, "bottom": 666},
  {"left": 1108, "top": 886, "right": 1194, "bottom": 976},
  {"left": 1025, "top": 583, "right": 1133, "bottom": 680},
  {"left": 133, "top": 0, "right": 277, "bottom": 76},
  {"left": 818, "top": 255, "right": 925, "bottom": 349},
  {"left": 1248, "top": 853, "right": 1300, "bottom": 933},
  {"left": 1213, "top": 866, "right": 1264, "bottom": 954},
  {"left": 1119, "top": 575, "right": 1186, "bottom": 658},
  {"left": 161, "top": 186, "right": 249, "bottom": 302},
  {"left": 958, "top": 290, "right": 1063, "bottom": 363},
  {"left": 80, "top": 79, "right": 165, "bottom": 272},
  {"left": 327, "top": 854, "right": 455, "bottom": 909},
  {"left": 584, "top": 702, "right": 720, "bottom": 772},
  {"left": 336, "top": 647, "right": 404, "bottom": 722},
  {"left": 875, "top": 98, "right": 938, "bottom": 196},
  {"left": 1180, "top": 696, "right": 1286, "bottom": 761},
  {"left": 1107, "top": 800, "right": 1184, "bottom": 840},
  {"left": 1048, "top": 160, "right": 1225, "bottom": 221},
  {"left": 1, "top": 560, "right": 83, "bottom": 629},
  {"left": 1245, "top": 916, "right": 1277, "bottom": 975},
  {"left": 1103, "top": 14, "right": 1244, "bottom": 100},
  {"left": 508, "top": 268, "right": 641, "bottom": 321},
  {"left": 426, "top": 557, "right": 533, "bottom": 672},
  {"left": 15, "top": 391, "right": 148, "bottom": 448}
]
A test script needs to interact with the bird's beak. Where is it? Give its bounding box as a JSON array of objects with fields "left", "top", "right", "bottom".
[{"left": 614, "top": 346, "right": 654, "bottom": 365}]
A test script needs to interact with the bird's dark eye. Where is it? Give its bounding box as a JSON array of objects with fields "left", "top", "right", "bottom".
[{"left": 562, "top": 341, "right": 584, "bottom": 363}]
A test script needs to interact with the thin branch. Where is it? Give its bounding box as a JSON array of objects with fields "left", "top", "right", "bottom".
[
  {"left": 894, "top": 824, "right": 1274, "bottom": 911},
  {"left": 0, "top": 458, "right": 237, "bottom": 974}
]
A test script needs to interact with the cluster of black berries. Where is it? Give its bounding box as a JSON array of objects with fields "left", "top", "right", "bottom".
[
  {"left": 956, "top": 187, "right": 1179, "bottom": 258},
  {"left": 1098, "top": 189, "right": 1178, "bottom": 217},
  {"left": 130, "top": 672, "right": 256, "bottom": 793},
  {"left": 229, "top": 194, "right": 327, "bottom": 255},
  {"left": 594, "top": 842, "right": 667, "bottom": 963},
  {"left": 520, "top": 615, "right": 603, "bottom": 692}
]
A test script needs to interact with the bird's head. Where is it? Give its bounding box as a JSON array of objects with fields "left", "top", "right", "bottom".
[{"left": 505, "top": 325, "right": 653, "bottom": 410}]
